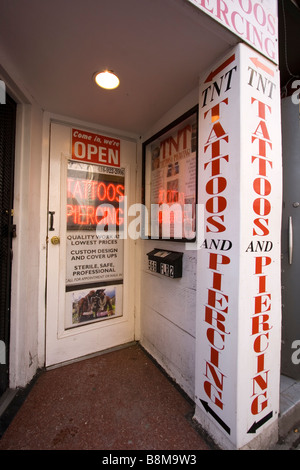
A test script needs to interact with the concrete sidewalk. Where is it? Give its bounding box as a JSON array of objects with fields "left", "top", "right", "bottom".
[
  {"left": 270, "top": 374, "right": 300, "bottom": 451},
  {"left": 271, "top": 424, "right": 300, "bottom": 450}
]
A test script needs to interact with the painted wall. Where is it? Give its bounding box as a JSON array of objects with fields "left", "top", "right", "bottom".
[
  {"left": 138, "top": 88, "right": 199, "bottom": 399},
  {"left": 10, "top": 103, "right": 44, "bottom": 388}
]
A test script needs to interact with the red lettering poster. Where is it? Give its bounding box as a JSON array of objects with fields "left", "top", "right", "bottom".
[
  {"left": 65, "top": 160, "right": 125, "bottom": 328},
  {"left": 143, "top": 107, "right": 198, "bottom": 241},
  {"left": 187, "top": 0, "right": 278, "bottom": 64},
  {"left": 195, "top": 43, "right": 282, "bottom": 449}
]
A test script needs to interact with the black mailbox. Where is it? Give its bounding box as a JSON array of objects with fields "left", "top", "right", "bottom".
[{"left": 147, "top": 249, "right": 183, "bottom": 279}]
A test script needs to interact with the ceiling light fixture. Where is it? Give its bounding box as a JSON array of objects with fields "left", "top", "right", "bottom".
[{"left": 94, "top": 70, "right": 120, "bottom": 90}]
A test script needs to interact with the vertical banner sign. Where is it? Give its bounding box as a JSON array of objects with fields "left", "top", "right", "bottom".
[
  {"left": 195, "top": 43, "right": 282, "bottom": 449},
  {"left": 186, "top": 0, "right": 278, "bottom": 64},
  {"left": 64, "top": 129, "right": 124, "bottom": 329}
]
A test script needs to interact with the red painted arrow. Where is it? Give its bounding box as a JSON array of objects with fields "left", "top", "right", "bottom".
[
  {"left": 204, "top": 54, "right": 236, "bottom": 83},
  {"left": 250, "top": 57, "right": 274, "bottom": 77}
]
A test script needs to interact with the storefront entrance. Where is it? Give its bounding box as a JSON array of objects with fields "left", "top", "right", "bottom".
[
  {"left": 0, "top": 94, "right": 16, "bottom": 396},
  {"left": 45, "top": 122, "right": 137, "bottom": 367}
]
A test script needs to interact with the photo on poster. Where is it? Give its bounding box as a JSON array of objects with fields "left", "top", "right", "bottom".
[{"left": 65, "top": 284, "right": 123, "bottom": 328}]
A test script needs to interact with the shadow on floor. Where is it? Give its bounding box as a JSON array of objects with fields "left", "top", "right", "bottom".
[{"left": 0, "top": 344, "right": 212, "bottom": 451}]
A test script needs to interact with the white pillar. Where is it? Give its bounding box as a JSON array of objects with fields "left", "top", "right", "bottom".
[{"left": 194, "top": 43, "right": 282, "bottom": 450}]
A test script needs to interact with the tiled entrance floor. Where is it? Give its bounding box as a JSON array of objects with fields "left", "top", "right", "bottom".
[{"left": 0, "top": 344, "right": 211, "bottom": 451}]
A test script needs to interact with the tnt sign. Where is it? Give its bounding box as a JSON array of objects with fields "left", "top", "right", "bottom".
[
  {"left": 195, "top": 43, "right": 282, "bottom": 449},
  {"left": 0, "top": 81, "right": 6, "bottom": 104}
]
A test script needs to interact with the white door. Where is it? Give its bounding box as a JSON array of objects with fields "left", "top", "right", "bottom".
[{"left": 45, "top": 122, "right": 136, "bottom": 367}]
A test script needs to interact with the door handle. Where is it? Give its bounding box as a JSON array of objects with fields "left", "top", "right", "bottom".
[
  {"left": 49, "top": 211, "right": 55, "bottom": 231},
  {"left": 289, "top": 216, "right": 293, "bottom": 265},
  {"left": 51, "top": 236, "right": 60, "bottom": 245}
]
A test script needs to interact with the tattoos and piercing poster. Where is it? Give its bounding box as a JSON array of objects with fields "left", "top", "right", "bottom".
[{"left": 65, "top": 158, "right": 125, "bottom": 328}]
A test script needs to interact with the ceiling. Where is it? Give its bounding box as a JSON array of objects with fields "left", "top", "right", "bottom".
[
  {"left": 0, "top": 0, "right": 237, "bottom": 136},
  {"left": 1, "top": 1, "right": 299, "bottom": 135}
]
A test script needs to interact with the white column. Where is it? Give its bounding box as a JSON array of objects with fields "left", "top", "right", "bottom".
[{"left": 194, "top": 43, "right": 282, "bottom": 450}]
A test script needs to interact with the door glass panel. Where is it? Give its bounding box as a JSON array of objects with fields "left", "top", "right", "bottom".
[{"left": 65, "top": 160, "right": 125, "bottom": 329}]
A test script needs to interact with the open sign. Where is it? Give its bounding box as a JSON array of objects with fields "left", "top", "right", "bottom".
[{"left": 72, "top": 128, "right": 120, "bottom": 167}]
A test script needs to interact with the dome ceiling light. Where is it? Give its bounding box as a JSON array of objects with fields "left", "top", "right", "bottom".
[{"left": 94, "top": 70, "right": 120, "bottom": 90}]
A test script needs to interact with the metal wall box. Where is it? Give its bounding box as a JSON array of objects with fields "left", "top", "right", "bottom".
[{"left": 147, "top": 249, "right": 183, "bottom": 279}]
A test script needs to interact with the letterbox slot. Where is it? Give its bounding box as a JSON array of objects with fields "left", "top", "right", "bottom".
[{"left": 147, "top": 249, "right": 183, "bottom": 278}]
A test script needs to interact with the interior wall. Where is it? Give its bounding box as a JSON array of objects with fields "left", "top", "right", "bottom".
[
  {"left": 137, "top": 87, "right": 199, "bottom": 399},
  {"left": 10, "top": 103, "right": 44, "bottom": 388}
]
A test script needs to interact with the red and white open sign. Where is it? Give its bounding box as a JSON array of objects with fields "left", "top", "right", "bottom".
[{"left": 71, "top": 128, "right": 121, "bottom": 167}]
